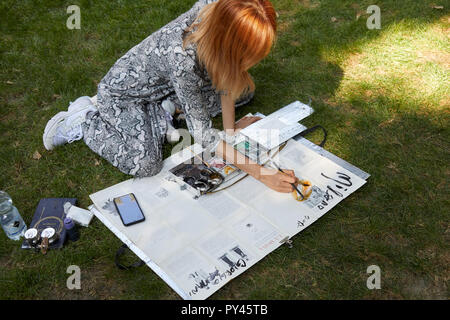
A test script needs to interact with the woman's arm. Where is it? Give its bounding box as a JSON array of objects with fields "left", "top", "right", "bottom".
[
  {"left": 214, "top": 140, "right": 298, "bottom": 193},
  {"left": 220, "top": 94, "right": 261, "bottom": 134},
  {"left": 220, "top": 94, "right": 236, "bottom": 134},
  {"left": 218, "top": 94, "right": 297, "bottom": 193}
]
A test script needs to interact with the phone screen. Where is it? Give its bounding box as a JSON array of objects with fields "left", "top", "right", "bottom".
[{"left": 113, "top": 193, "right": 145, "bottom": 226}]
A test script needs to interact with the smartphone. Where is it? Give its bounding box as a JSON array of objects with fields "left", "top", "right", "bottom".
[{"left": 113, "top": 193, "right": 145, "bottom": 226}]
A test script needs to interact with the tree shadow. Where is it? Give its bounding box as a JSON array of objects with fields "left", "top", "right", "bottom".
[
  {"left": 228, "top": 0, "right": 448, "bottom": 117},
  {"left": 209, "top": 0, "right": 449, "bottom": 299}
]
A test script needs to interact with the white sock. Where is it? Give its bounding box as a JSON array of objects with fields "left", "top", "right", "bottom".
[
  {"left": 162, "top": 99, "right": 176, "bottom": 116},
  {"left": 166, "top": 123, "right": 180, "bottom": 144}
]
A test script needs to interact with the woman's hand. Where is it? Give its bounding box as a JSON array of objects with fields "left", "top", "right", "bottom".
[
  {"left": 257, "top": 167, "right": 299, "bottom": 193},
  {"left": 235, "top": 116, "right": 262, "bottom": 130},
  {"left": 215, "top": 141, "right": 300, "bottom": 194}
]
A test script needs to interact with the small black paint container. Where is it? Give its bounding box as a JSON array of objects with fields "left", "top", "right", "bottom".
[{"left": 64, "top": 217, "right": 79, "bottom": 242}]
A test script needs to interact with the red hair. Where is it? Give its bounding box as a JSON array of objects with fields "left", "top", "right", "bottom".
[{"left": 184, "top": 0, "right": 277, "bottom": 101}]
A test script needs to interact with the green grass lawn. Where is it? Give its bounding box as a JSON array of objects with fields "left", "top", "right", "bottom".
[{"left": 0, "top": 0, "right": 448, "bottom": 299}]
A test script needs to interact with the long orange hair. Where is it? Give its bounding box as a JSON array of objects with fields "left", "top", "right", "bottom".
[{"left": 183, "top": 0, "right": 277, "bottom": 101}]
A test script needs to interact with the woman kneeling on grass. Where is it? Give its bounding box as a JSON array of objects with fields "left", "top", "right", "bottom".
[{"left": 43, "top": 0, "right": 298, "bottom": 193}]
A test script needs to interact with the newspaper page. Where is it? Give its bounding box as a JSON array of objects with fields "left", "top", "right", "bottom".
[{"left": 89, "top": 138, "right": 367, "bottom": 299}]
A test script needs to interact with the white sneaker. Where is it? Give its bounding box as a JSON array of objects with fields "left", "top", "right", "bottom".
[
  {"left": 161, "top": 99, "right": 181, "bottom": 144},
  {"left": 90, "top": 95, "right": 98, "bottom": 107},
  {"left": 166, "top": 123, "right": 181, "bottom": 144},
  {"left": 43, "top": 96, "right": 97, "bottom": 150}
]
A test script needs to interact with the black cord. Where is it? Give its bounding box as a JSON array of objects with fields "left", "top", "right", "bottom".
[
  {"left": 298, "top": 125, "right": 327, "bottom": 147},
  {"left": 115, "top": 244, "right": 145, "bottom": 270}
]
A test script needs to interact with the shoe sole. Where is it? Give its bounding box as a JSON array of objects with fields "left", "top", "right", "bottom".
[
  {"left": 43, "top": 102, "right": 94, "bottom": 150},
  {"left": 43, "top": 111, "right": 67, "bottom": 150}
]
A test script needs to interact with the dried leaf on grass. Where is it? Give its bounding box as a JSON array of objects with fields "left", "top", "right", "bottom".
[{"left": 32, "top": 150, "right": 41, "bottom": 160}]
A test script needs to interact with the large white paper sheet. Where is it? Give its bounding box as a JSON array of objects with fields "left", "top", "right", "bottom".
[{"left": 89, "top": 138, "right": 367, "bottom": 299}]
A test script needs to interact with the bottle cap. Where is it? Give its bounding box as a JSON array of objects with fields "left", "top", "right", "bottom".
[
  {"left": 64, "top": 217, "right": 75, "bottom": 230},
  {"left": 24, "top": 228, "right": 38, "bottom": 239},
  {"left": 41, "top": 227, "right": 56, "bottom": 239},
  {"left": 24, "top": 228, "right": 39, "bottom": 246}
]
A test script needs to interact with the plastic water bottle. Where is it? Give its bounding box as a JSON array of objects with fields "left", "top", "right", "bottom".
[{"left": 0, "top": 191, "right": 27, "bottom": 240}]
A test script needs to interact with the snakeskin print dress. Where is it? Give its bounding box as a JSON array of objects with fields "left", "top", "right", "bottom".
[{"left": 82, "top": 0, "right": 253, "bottom": 177}]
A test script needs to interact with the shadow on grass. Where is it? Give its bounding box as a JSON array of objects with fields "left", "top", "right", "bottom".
[{"left": 209, "top": 1, "right": 449, "bottom": 299}]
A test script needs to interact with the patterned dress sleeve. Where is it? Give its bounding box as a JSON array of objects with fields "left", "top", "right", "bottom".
[{"left": 169, "top": 51, "right": 223, "bottom": 152}]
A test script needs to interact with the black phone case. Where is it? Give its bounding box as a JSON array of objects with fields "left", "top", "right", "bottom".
[{"left": 113, "top": 193, "right": 145, "bottom": 226}]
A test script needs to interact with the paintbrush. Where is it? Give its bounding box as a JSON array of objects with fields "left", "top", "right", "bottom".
[
  {"left": 190, "top": 148, "right": 211, "bottom": 168},
  {"left": 270, "top": 161, "right": 304, "bottom": 200}
]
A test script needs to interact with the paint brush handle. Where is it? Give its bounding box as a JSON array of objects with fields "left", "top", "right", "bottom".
[
  {"left": 271, "top": 162, "right": 304, "bottom": 200},
  {"left": 190, "top": 148, "right": 210, "bottom": 168}
]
